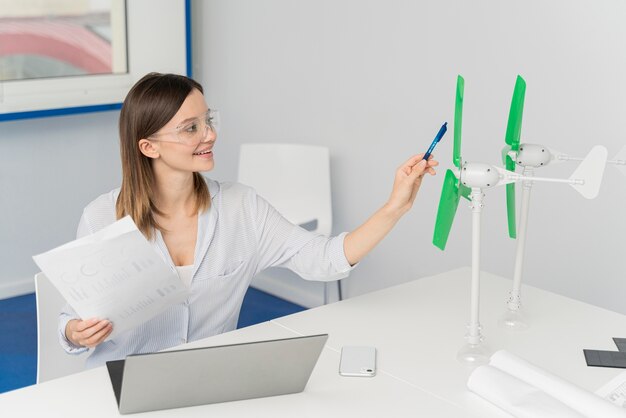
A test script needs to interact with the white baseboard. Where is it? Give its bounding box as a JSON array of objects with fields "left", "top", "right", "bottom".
[
  {"left": 0, "top": 276, "right": 35, "bottom": 300},
  {"left": 251, "top": 268, "right": 338, "bottom": 309}
]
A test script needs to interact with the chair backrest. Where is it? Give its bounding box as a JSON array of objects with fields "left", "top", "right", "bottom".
[
  {"left": 238, "top": 143, "right": 332, "bottom": 236},
  {"left": 35, "top": 272, "right": 87, "bottom": 383}
]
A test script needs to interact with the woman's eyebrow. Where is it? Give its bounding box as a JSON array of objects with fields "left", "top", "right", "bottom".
[
  {"left": 177, "top": 116, "right": 197, "bottom": 125},
  {"left": 176, "top": 110, "right": 209, "bottom": 127}
]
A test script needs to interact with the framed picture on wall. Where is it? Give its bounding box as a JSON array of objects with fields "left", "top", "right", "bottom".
[{"left": 0, "top": 0, "right": 191, "bottom": 121}]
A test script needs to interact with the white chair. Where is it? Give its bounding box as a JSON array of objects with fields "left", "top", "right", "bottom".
[
  {"left": 35, "top": 272, "right": 88, "bottom": 383},
  {"left": 238, "top": 143, "right": 342, "bottom": 305}
]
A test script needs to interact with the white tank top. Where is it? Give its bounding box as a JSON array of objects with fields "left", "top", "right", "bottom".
[{"left": 175, "top": 265, "right": 194, "bottom": 288}]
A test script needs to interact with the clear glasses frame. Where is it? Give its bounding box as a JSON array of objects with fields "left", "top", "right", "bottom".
[{"left": 148, "top": 109, "right": 220, "bottom": 146}]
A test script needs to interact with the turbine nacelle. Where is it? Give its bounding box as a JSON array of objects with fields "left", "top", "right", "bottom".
[
  {"left": 511, "top": 144, "right": 552, "bottom": 168},
  {"left": 459, "top": 163, "right": 501, "bottom": 189}
]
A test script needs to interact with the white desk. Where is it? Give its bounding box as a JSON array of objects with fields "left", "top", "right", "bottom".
[
  {"left": 1, "top": 267, "right": 624, "bottom": 417},
  {"left": 273, "top": 267, "right": 626, "bottom": 417}
]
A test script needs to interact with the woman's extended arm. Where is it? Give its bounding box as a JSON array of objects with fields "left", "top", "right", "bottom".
[{"left": 343, "top": 154, "right": 437, "bottom": 266}]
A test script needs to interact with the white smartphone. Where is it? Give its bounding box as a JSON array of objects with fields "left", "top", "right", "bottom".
[{"left": 339, "top": 346, "right": 377, "bottom": 377}]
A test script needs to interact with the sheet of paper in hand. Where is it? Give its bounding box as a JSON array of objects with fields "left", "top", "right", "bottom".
[{"left": 33, "top": 216, "right": 189, "bottom": 339}]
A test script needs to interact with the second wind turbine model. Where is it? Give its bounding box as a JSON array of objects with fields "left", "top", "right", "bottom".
[{"left": 500, "top": 75, "right": 608, "bottom": 330}]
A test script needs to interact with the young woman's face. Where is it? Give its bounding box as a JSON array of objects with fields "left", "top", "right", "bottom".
[{"left": 146, "top": 88, "right": 217, "bottom": 174}]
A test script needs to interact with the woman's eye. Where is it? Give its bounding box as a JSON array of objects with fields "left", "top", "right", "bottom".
[{"left": 184, "top": 123, "right": 198, "bottom": 133}]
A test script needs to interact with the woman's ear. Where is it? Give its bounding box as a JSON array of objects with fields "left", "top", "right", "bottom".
[{"left": 138, "top": 139, "right": 160, "bottom": 159}]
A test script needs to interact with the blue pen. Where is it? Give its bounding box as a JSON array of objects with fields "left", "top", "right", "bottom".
[{"left": 423, "top": 122, "right": 447, "bottom": 161}]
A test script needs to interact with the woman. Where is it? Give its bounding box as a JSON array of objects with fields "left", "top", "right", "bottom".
[{"left": 59, "top": 72, "right": 438, "bottom": 368}]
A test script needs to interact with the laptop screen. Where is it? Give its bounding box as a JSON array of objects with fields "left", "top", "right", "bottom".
[{"left": 105, "top": 359, "right": 125, "bottom": 406}]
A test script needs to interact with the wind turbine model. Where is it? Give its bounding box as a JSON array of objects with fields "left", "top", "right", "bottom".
[
  {"left": 432, "top": 75, "right": 607, "bottom": 366},
  {"left": 500, "top": 75, "right": 609, "bottom": 330}
]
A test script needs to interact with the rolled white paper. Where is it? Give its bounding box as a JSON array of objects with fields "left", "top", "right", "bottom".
[
  {"left": 468, "top": 350, "right": 626, "bottom": 418},
  {"left": 468, "top": 365, "right": 585, "bottom": 418},
  {"left": 489, "top": 350, "right": 625, "bottom": 418}
]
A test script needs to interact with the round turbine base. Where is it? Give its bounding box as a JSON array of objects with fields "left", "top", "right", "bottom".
[
  {"left": 457, "top": 342, "right": 490, "bottom": 366},
  {"left": 499, "top": 307, "right": 530, "bottom": 331}
]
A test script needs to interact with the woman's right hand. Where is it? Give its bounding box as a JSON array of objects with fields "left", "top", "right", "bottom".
[{"left": 65, "top": 318, "right": 113, "bottom": 348}]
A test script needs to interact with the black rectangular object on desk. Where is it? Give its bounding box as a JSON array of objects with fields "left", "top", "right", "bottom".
[
  {"left": 613, "top": 338, "right": 626, "bottom": 352},
  {"left": 584, "top": 349, "right": 626, "bottom": 369}
]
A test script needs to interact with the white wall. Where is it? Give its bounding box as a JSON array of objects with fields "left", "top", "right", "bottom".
[
  {"left": 0, "top": 111, "right": 121, "bottom": 297},
  {"left": 1, "top": 0, "right": 624, "bottom": 318},
  {"left": 194, "top": 0, "right": 626, "bottom": 312}
]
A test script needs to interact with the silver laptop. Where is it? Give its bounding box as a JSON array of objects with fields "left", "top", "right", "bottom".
[{"left": 106, "top": 333, "right": 328, "bottom": 414}]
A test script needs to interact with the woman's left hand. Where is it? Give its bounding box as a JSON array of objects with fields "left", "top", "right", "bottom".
[{"left": 385, "top": 154, "right": 438, "bottom": 216}]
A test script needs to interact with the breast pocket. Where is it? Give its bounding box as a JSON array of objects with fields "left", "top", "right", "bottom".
[
  {"left": 216, "top": 259, "right": 246, "bottom": 280},
  {"left": 194, "top": 258, "right": 246, "bottom": 282},
  {"left": 191, "top": 259, "right": 249, "bottom": 305}
]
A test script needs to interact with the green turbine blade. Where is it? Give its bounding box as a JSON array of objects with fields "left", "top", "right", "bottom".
[
  {"left": 506, "top": 181, "right": 517, "bottom": 238},
  {"left": 505, "top": 154, "right": 517, "bottom": 238},
  {"left": 453, "top": 75, "right": 464, "bottom": 168},
  {"left": 505, "top": 152, "right": 516, "bottom": 171},
  {"left": 505, "top": 75, "right": 526, "bottom": 151},
  {"left": 504, "top": 76, "right": 525, "bottom": 238},
  {"left": 505, "top": 143, "right": 517, "bottom": 238},
  {"left": 433, "top": 169, "right": 462, "bottom": 250},
  {"left": 459, "top": 182, "right": 472, "bottom": 200}
]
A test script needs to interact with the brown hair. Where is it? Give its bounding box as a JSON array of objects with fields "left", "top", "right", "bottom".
[{"left": 116, "top": 72, "right": 210, "bottom": 240}]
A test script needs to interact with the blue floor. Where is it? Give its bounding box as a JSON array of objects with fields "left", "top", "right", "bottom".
[{"left": 0, "top": 287, "right": 305, "bottom": 394}]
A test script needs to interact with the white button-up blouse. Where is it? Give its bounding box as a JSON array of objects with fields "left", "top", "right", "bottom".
[{"left": 58, "top": 178, "right": 355, "bottom": 368}]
